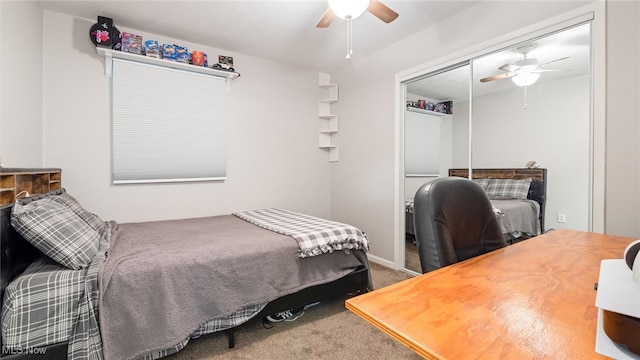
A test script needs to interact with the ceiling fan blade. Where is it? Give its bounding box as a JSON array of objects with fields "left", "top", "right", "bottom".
[
  {"left": 539, "top": 56, "right": 570, "bottom": 67},
  {"left": 498, "top": 63, "right": 519, "bottom": 72},
  {"left": 480, "top": 72, "right": 515, "bottom": 83},
  {"left": 316, "top": 7, "right": 335, "bottom": 28},
  {"left": 367, "top": 0, "right": 399, "bottom": 23}
]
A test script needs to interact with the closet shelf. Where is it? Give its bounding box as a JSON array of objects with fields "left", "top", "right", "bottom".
[
  {"left": 406, "top": 106, "right": 450, "bottom": 117},
  {"left": 96, "top": 48, "right": 241, "bottom": 81}
]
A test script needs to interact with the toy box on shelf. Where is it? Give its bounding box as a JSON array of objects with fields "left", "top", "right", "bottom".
[{"left": 89, "top": 15, "right": 237, "bottom": 75}]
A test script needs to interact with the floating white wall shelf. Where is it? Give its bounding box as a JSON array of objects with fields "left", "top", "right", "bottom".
[{"left": 318, "top": 72, "right": 339, "bottom": 162}]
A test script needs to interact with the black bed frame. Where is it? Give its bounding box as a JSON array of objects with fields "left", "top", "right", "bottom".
[{"left": 0, "top": 204, "right": 369, "bottom": 359}]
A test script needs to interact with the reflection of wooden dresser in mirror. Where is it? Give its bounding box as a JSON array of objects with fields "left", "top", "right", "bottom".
[{"left": 0, "top": 168, "right": 62, "bottom": 206}]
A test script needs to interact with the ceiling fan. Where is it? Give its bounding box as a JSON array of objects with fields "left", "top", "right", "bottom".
[
  {"left": 316, "top": 0, "right": 399, "bottom": 28},
  {"left": 316, "top": 0, "right": 399, "bottom": 59},
  {"left": 480, "top": 44, "right": 569, "bottom": 87}
]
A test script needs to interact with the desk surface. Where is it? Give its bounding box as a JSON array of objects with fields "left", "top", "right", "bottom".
[{"left": 346, "top": 229, "right": 634, "bottom": 360}]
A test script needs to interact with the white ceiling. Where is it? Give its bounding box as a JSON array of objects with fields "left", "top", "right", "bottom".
[
  {"left": 37, "top": 0, "right": 589, "bottom": 102},
  {"left": 406, "top": 23, "right": 591, "bottom": 102},
  {"left": 38, "top": 0, "right": 481, "bottom": 72}
]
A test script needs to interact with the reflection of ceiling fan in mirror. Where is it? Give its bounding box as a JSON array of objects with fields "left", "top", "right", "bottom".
[
  {"left": 316, "top": 0, "right": 398, "bottom": 59},
  {"left": 480, "top": 44, "right": 569, "bottom": 87}
]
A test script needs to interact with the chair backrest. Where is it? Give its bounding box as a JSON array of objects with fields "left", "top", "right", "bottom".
[{"left": 413, "top": 177, "right": 507, "bottom": 273}]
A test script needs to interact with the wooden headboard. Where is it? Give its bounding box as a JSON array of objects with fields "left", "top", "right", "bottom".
[{"left": 448, "top": 168, "right": 547, "bottom": 232}]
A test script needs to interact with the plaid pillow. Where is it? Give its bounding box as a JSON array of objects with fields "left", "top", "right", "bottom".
[
  {"left": 485, "top": 178, "right": 532, "bottom": 199},
  {"left": 472, "top": 178, "right": 491, "bottom": 190},
  {"left": 51, "top": 190, "right": 107, "bottom": 236},
  {"left": 11, "top": 197, "right": 100, "bottom": 270}
]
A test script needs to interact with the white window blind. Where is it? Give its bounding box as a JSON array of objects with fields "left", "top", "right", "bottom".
[
  {"left": 405, "top": 110, "right": 441, "bottom": 176},
  {"left": 111, "top": 58, "right": 227, "bottom": 184}
]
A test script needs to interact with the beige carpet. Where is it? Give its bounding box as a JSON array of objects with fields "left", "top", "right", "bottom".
[
  {"left": 164, "top": 262, "right": 421, "bottom": 360},
  {"left": 405, "top": 238, "right": 422, "bottom": 274}
]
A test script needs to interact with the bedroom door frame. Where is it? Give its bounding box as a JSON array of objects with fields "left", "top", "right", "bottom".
[{"left": 393, "top": 3, "right": 606, "bottom": 272}]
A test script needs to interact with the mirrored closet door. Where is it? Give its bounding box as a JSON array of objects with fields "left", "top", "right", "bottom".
[
  {"left": 404, "top": 63, "right": 470, "bottom": 274},
  {"left": 402, "top": 23, "right": 592, "bottom": 274}
]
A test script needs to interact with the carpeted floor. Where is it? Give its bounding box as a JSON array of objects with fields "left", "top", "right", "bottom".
[
  {"left": 405, "top": 237, "right": 422, "bottom": 274},
  {"left": 163, "top": 262, "right": 421, "bottom": 360}
]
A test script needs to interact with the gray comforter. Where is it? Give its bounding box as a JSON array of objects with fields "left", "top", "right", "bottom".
[
  {"left": 405, "top": 198, "right": 540, "bottom": 238},
  {"left": 98, "top": 215, "right": 368, "bottom": 360},
  {"left": 490, "top": 199, "right": 540, "bottom": 236}
]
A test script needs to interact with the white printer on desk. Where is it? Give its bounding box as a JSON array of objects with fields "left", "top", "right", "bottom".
[{"left": 595, "top": 239, "right": 640, "bottom": 359}]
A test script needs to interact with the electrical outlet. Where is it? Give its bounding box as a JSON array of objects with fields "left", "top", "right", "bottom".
[{"left": 557, "top": 213, "right": 566, "bottom": 223}]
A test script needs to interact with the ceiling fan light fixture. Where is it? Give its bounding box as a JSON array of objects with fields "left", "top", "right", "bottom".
[
  {"left": 328, "top": 0, "right": 370, "bottom": 20},
  {"left": 512, "top": 71, "right": 540, "bottom": 87}
]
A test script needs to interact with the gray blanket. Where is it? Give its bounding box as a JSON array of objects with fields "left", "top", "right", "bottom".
[
  {"left": 490, "top": 199, "right": 540, "bottom": 236},
  {"left": 98, "top": 215, "right": 368, "bottom": 360}
]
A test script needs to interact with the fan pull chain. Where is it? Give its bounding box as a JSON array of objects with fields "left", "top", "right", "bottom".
[
  {"left": 346, "top": 16, "right": 353, "bottom": 59},
  {"left": 523, "top": 86, "right": 528, "bottom": 110}
]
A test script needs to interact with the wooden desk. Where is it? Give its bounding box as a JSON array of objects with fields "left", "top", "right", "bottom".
[{"left": 346, "top": 229, "right": 634, "bottom": 360}]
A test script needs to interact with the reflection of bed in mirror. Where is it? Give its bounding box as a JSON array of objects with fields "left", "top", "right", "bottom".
[{"left": 405, "top": 168, "right": 546, "bottom": 244}]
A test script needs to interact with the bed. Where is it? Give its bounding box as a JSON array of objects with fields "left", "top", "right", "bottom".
[
  {"left": 1, "top": 186, "right": 370, "bottom": 359},
  {"left": 405, "top": 168, "right": 547, "bottom": 243}
]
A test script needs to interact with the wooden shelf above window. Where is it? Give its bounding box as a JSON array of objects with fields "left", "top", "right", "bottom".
[{"left": 96, "top": 48, "right": 240, "bottom": 90}]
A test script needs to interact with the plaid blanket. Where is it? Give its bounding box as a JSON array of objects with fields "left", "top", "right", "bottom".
[
  {"left": 2, "top": 257, "right": 86, "bottom": 350},
  {"left": 0, "top": 221, "right": 108, "bottom": 360},
  {"left": 2, "top": 237, "right": 264, "bottom": 360},
  {"left": 233, "top": 208, "right": 369, "bottom": 258}
]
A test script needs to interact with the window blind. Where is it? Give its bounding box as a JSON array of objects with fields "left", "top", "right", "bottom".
[
  {"left": 111, "top": 58, "right": 227, "bottom": 184},
  {"left": 405, "top": 111, "right": 441, "bottom": 176}
]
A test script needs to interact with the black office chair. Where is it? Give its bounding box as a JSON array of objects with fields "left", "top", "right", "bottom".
[{"left": 413, "top": 177, "right": 507, "bottom": 273}]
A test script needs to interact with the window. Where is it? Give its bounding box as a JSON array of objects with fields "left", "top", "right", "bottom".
[
  {"left": 404, "top": 110, "right": 441, "bottom": 176},
  {"left": 111, "top": 58, "right": 227, "bottom": 184}
]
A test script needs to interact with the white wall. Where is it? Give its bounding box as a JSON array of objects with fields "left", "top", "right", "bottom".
[
  {"left": 333, "top": 1, "right": 640, "bottom": 264},
  {"left": 34, "top": 10, "right": 331, "bottom": 223},
  {"left": 605, "top": 0, "right": 640, "bottom": 237},
  {"left": 452, "top": 100, "right": 470, "bottom": 168},
  {"left": 0, "top": 2, "right": 43, "bottom": 167},
  {"left": 405, "top": 176, "right": 435, "bottom": 201},
  {"left": 407, "top": 75, "right": 590, "bottom": 232},
  {"left": 469, "top": 75, "right": 590, "bottom": 231}
]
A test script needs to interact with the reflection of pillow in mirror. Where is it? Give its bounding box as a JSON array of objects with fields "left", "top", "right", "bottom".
[
  {"left": 472, "top": 178, "right": 491, "bottom": 190},
  {"left": 485, "top": 178, "right": 532, "bottom": 199}
]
